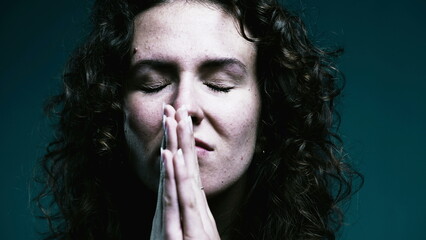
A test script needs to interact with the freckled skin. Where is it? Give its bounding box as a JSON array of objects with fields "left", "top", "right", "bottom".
[{"left": 123, "top": 1, "right": 261, "bottom": 196}]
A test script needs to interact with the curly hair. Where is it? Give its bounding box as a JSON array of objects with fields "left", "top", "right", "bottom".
[{"left": 35, "top": 0, "right": 362, "bottom": 239}]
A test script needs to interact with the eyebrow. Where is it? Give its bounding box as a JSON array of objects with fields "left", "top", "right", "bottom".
[
  {"left": 199, "top": 58, "right": 247, "bottom": 75},
  {"left": 128, "top": 59, "right": 178, "bottom": 77}
]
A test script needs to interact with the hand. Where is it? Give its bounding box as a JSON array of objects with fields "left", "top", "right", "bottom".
[{"left": 150, "top": 105, "right": 220, "bottom": 240}]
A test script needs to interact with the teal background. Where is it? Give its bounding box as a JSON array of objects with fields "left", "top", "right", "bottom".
[{"left": 1, "top": 0, "right": 425, "bottom": 239}]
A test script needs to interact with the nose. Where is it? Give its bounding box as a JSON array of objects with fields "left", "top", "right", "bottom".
[{"left": 172, "top": 74, "right": 204, "bottom": 125}]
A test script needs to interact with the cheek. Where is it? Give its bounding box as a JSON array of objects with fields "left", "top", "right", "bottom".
[
  {"left": 124, "top": 96, "right": 162, "bottom": 154},
  {"left": 123, "top": 96, "right": 164, "bottom": 191},
  {"left": 233, "top": 112, "right": 259, "bottom": 162},
  {"left": 202, "top": 105, "right": 259, "bottom": 194},
  {"left": 222, "top": 91, "right": 261, "bottom": 147},
  {"left": 232, "top": 89, "right": 261, "bottom": 163}
]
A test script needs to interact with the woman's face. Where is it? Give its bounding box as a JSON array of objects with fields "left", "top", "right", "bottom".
[{"left": 123, "top": 1, "right": 261, "bottom": 195}]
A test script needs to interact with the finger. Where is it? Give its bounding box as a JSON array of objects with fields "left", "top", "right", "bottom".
[
  {"left": 173, "top": 149, "right": 205, "bottom": 238},
  {"left": 176, "top": 116, "right": 195, "bottom": 168},
  {"left": 188, "top": 169, "right": 217, "bottom": 238},
  {"left": 163, "top": 149, "right": 183, "bottom": 239},
  {"left": 165, "top": 117, "right": 178, "bottom": 154},
  {"left": 175, "top": 108, "right": 199, "bottom": 185},
  {"left": 176, "top": 108, "right": 213, "bottom": 231},
  {"left": 164, "top": 104, "right": 178, "bottom": 153},
  {"left": 199, "top": 187, "right": 219, "bottom": 237},
  {"left": 150, "top": 149, "right": 165, "bottom": 240},
  {"left": 175, "top": 108, "right": 220, "bottom": 239},
  {"left": 164, "top": 104, "right": 176, "bottom": 119},
  {"left": 174, "top": 104, "right": 188, "bottom": 122}
]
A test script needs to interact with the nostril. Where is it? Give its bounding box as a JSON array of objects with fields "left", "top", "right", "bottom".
[
  {"left": 187, "top": 104, "right": 204, "bottom": 125},
  {"left": 189, "top": 115, "right": 200, "bottom": 125}
]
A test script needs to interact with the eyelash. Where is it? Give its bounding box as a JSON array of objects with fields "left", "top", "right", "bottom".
[
  {"left": 139, "top": 84, "right": 168, "bottom": 93},
  {"left": 204, "top": 83, "right": 234, "bottom": 93},
  {"left": 138, "top": 83, "right": 233, "bottom": 93}
]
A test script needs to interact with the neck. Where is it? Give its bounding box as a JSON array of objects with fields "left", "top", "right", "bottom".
[{"left": 207, "top": 173, "right": 248, "bottom": 240}]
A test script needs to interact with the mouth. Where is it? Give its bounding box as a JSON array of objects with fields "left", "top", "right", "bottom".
[{"left": 194, "top": 138, "right": 214, "bottom": 151}]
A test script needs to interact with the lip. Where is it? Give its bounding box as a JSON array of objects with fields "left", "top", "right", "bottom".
[{"left": 194, "top": 137, "right": 214, "bottom": 151}]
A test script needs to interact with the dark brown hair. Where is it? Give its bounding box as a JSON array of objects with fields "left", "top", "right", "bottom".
[{"left": 36, "top": 0, "right": 362, "bottom": 239}]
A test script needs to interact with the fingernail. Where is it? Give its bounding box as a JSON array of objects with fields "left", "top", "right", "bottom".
[
  {"left": 161, "top": 117, "right": 167, "bottom": 150},
  {"left": 162, "top": 114, "right": 166, "bottom": 130},
  {"left": 177, "top": 148, "right": 184, "bottom": 164},
  {"left": 187, "top": 115, "right": 193, "bottom": 133}
]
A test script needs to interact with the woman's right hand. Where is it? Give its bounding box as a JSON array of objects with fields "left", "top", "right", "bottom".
[{"left": 150, "top": 105, "right": 220, "bottom": 240}]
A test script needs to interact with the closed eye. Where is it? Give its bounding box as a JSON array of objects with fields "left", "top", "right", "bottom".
[
  {"left": 139, "top": 84, "right": 169, "bottom": 93},
  {"left": 204, "top": 83, "right": 234, "bottom": 93}
]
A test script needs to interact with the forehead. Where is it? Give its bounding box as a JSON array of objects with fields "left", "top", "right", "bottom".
[{"left": 131, "top": 1, "right": 256, "bottom": 69}]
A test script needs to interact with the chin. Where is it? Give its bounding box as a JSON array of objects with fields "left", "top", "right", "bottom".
[{"left": 202, "top": 172, "right": 248, "bottom": 199}]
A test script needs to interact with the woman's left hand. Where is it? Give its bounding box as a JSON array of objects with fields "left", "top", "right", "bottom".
[{"left": 150, "top": 105, "right": 220, "bottom": 240}]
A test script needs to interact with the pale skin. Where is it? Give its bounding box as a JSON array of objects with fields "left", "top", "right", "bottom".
[{"left": 123, "top": 1, "right": 261, "bottom": 239}]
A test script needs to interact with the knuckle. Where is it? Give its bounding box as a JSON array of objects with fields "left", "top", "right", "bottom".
[
  {"left": 185, "top": 199, "right": 196, "bottom": 209},
  {"left": 177, "top": 121, "right": 186, "bottom": 133},
  {"left": 176, "top": 170, "right": 190, "bottom": 182},
  {"left": 163, "top": 194, "right": 175, "bottom": 208}
]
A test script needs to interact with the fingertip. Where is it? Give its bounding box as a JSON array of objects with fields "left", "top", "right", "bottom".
[
  {"left": 164, "top": 104, "right": 176, "bottom": 117},
  {"left": 177, "top": 148, "right": 183, "bottom": 159},
  {"left": 175, "top": 105, "right": 189, "bottom": 122},
  {"left": 176, "top": 118, "right": 186, "bottom": 136},
  {"left": 162, "top": 149, "right": 173, "bottom": 160},
  {"left": 187, "top": 115, "right": 193, "bottom": 133},
  {"left": 162, "top": 114, "right": 166, "bottom": 131},
  {"left": 174, "top": 148, "right": 185, "bottom": 166}
]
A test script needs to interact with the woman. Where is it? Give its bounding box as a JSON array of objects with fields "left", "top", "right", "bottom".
[{"left": 36, "top": 0, "right": 361, "bottom": 239}]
